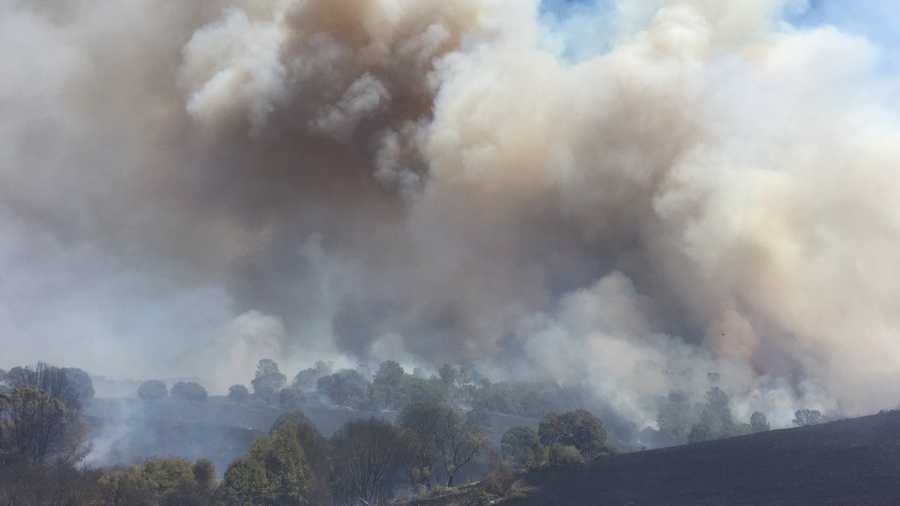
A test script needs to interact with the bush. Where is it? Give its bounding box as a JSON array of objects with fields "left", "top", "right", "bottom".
[
  {"left": 501, "top": 426, "right": 543, "bottom": 468},
  {"left": 137, "top": 380, "right": 167, "bottom": 400},
  {"left": 548, "top": 444, "right": 584, "bottom": 466},
  {"left": 482, "top": 467, "right": 518, "bottom": 497},
  {"left": 793, "top": 409, "right": 824, "bottom": 427},
  {"left": 750, "top": 411, "right": 770, "bottom": 433},
  {"left": 539, "top": 409, "right": 608, "bottom": 460}
]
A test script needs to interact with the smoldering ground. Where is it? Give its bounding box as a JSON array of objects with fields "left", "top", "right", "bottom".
[{"left": 3, "top": 0, "right": 900, "bottom": 429}]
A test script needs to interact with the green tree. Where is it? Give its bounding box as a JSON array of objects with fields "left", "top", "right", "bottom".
[
  {"left": 6, "top": 363, "right": 93, "bottom": 410},
  {"left": 252, "top": 359, "right": 287, "bottom": 403},
  {"left": 99, "top": 465, "right": 158, "bottom": 506},
  {"left": 142, "top": 458, "right": 195, "bottom": 496},
  {"left": 547, "top": 444, "right": 584, "bottom": 466},
  {"left": 251, "top": 426, "right": 312, "bottom": 505},
  {"left": 317, "top": 370, "right": 369, "bottom": 409},
  {"left": 501, "top": 426, "right": 542, "bottom": 468},
  {"left": 271, "top": 412, "right": 332, "bottom": 505},
  {"left": 292, "top": 361, "right": 333, "bottom": 391},
  {"left": 370, "top": 360, "right": 407, "bottom": 410},
  {"left": 0, "top": 386, "right": 88, "bottom": 466},
  {"left": 538, "top": 410, "right": 608, "bottom": 460},
  {"left": 218, "top": 457, "right": 271, "bottom": 506},
  {"left": 220, "top": 424, "right": 313, "bottom": 505},
  {"left": 98, "top": 457, "right": 214, "bottom": 506}
]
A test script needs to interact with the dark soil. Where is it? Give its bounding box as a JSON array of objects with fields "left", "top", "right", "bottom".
[{"left": 507, "top": 410, "right": 900, "bottom": 505}]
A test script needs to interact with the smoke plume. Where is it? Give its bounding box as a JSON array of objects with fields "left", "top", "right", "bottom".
[{"left": 3, "top": 0, "right": 900, "bottom": 427}]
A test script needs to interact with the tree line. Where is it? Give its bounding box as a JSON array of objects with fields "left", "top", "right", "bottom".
[
  {"left": 1, "top": 362, "right": 618, "bottom": 505},
  {"left": 135, "top": 358, "right": 590, "bottom": 422}
]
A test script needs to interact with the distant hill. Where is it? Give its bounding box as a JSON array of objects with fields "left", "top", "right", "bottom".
[{"left": 406, "top": 410, "right": 900, "bottom": 506}]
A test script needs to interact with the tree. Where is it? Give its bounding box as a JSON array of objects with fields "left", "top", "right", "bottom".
[
  {"left": 217, "top": 457, "right": 270, "bottom": 506},
  {"left": 750, "top": 411, "right": 770, "bottom": 433},
  {"left": 687, "top": 387, "right": 736, "bottom": 442},
  {"left": 137, "top": 380, "right": 168, "bottom": 400},
  {"left": 687, "top": 422, "right": 712, "bottom": 443},
  {"left": 171, "top": 382, "right": 208, "bottom": 402},
  {"left": 403, "top": 375, "right": 448, "bottom": 406},
  {"left": 292, "top": 361, "right": 333, "bottom": 392},
  {"left": 538, "top": 410, "right": 608, "bottom": 460},
  {"left": 271, "top": 412, "right": 332, "bottom": 505},
  {"left": 438, "top": 364, "right": 459, "bottom": 388},
  {"left": 0, "top": 386, "right": 88, "bottom": 466},
  {"left": 6, "top": 363, "right": 94, "bottom": 410},
  {"left": 248, "top": 424, "right": 313, "bottom": 505},
  {"left": 547, "top": 444, "right": 584, "bottom": 466},
  {"left": 217, "top": 423, "right": 316, "bottom": 505},
  {"left": 793, "top": 409, "right": 824, "bottom": 427},
  {"left": 370, "top": 360, "right": 407, "bottom": 410},
  {"left": 699, "top": 387, "right": 735, "bottom": 436},
  {"left": 317, "top": 370, "right": 370, "bottom": 409},
  {"left": 142, "top": 458, "right": 196, "bottom": 497},
  {"left": 657, "top": 391, "right": 695, "bottom": 444},
  {"left": 330, "top": 418, "right": 412, "bottom": 505},
  {"left": 501, "top": 426, "right": 543, "bottom": 468},
  {"left": 62, "top": 368, "right": 95, "bottom": 407},
  {"left": 228, "top": 385, "right": 250, "bottom": 403},
  {"left": 98, "top": 458, "right": 213, "bottom": 506},
  {"left": 279, "top": 387, "right": 305, "bottom": 409},
  {"left": 99, "top": 465, "right": 159, "bottom": 506},
  {"left": 399, "top": 401, "right": 487, "bottom": 487},
  {"left": 193, "top": 459, "right": 216, "bottom": 492},
  {"left": 1, "top": 463, "right": 103, "bottom": 506},
  {"left": 252, "top": 359, "right": 286, "bottom": 402}
]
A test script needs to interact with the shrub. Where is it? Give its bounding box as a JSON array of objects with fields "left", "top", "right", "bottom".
[{"left": 548, "top": 444, "right": 584, "bottom": 466}]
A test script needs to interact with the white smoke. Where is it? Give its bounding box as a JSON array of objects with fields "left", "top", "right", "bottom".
[{"left": 2, "top": 0, "right": 900, "bottom": 427}]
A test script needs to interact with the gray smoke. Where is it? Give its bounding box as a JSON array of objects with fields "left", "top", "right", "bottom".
[{"left": 2, "top": 0, "right": 900, "bottom": 428}]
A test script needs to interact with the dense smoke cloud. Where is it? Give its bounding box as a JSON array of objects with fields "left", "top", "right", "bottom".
[{"left": 2, "top": 0, "right": 900, "bottom": 427}]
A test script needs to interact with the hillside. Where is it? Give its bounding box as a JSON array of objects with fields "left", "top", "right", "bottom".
[
  {"left": 410, "top": 410, "right": 900, "bottom": 506},
  {"left": 84, "top": 397, "right": 380, "bottom": 473},
  {"left": 84, "top": 397, "right": 540, "bottom": 477}
]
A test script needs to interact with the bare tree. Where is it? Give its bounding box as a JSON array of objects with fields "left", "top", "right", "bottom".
[
  {"left": 331, "top": 418, "right": 412, "bottom": 505},
  {"left": 399, "top": 402, "right": 488, "bottom": 488}
]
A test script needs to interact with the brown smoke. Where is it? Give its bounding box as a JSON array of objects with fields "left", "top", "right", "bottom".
[{"left": 2, "top": 0, "right": 900, "bottom": 426}]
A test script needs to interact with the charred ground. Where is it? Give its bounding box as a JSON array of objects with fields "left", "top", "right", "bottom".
[{"left": 411, "top": 409, "right": 900, "bottom": 506}]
